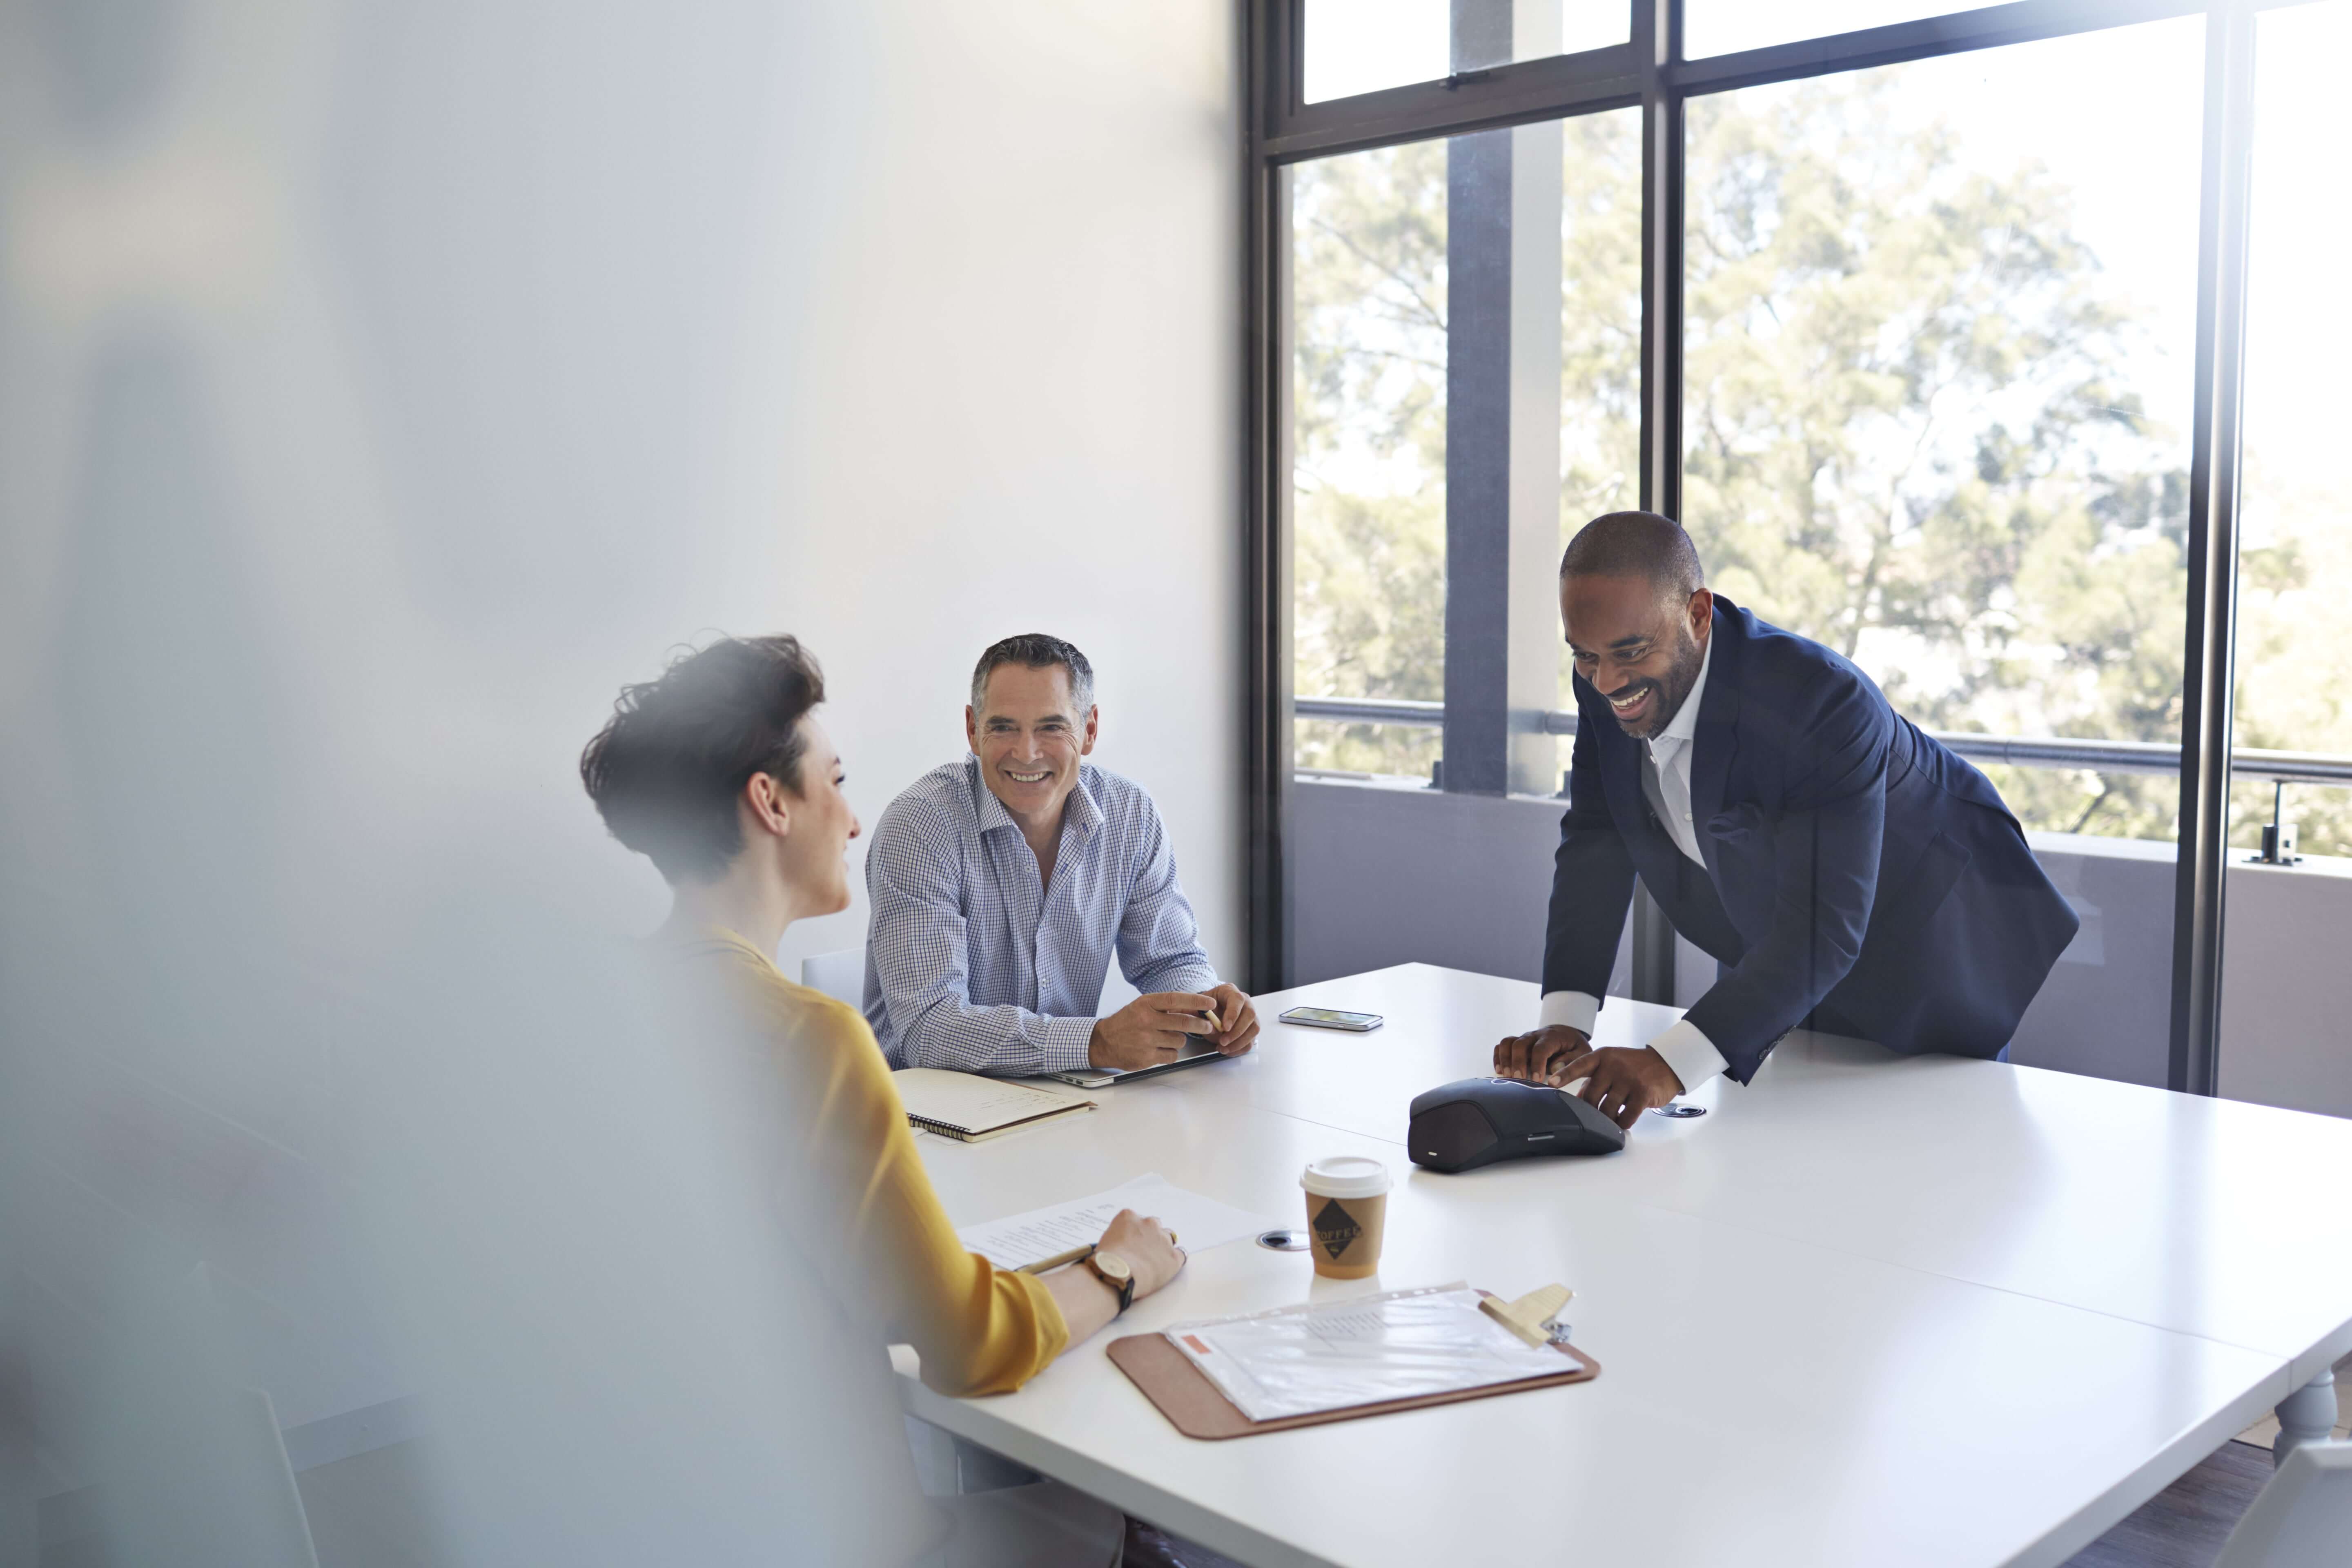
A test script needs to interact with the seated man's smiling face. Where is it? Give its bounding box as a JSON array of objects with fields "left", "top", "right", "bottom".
[{"left": 967, "top": 663, "right": 1097, "bottom": 822}]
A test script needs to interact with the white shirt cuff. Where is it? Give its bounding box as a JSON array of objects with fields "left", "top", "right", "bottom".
[
  {"left": 1645, "top": 1018, "right": 1726, "bottom": 1096},
  {"left": 1537, "top": 990, "right": 1600, "bottom": 1035}
]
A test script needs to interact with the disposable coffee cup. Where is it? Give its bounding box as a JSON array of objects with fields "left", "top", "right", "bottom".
[{"left": 1300, "top": 1156, "right": 1391, "bottom": 1279}]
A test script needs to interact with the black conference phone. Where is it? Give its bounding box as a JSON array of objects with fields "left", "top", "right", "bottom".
[{"left": 1407, "top": 1077, "right": 1626, "bottom": 1172}]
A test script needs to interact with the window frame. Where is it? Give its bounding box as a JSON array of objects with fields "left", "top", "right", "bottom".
[{"left": 1243, "top": 0, "right": 2280, "bottom": 1094}]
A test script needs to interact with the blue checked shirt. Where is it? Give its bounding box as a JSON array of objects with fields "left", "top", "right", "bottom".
[{"left": 862, "top": 758, "right": 1218, "bottom": 1074}]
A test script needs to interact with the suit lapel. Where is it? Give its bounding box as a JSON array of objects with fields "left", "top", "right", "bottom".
[{"left": 1690, "top": 602, "right": 1741, "bottom": 883}]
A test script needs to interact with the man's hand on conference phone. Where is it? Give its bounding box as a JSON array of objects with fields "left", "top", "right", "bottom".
[
  {"left": 1492, "top": 1024, "right": 1590, "bottom": 1084},
  {"left": 1492, "top": 1026, "right": 1686, "bottom": 1129}
]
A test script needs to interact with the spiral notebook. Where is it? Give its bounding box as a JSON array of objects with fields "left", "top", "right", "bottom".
[{"left": 890, "top": 1068, "right": 1096, "bottom": 1142}]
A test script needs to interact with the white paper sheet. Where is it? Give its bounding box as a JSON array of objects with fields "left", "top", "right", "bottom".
[
  {"left": 1165, "top": 1284, "right": 1571, "bottom": 1422},
  {"left": 956, "top": 1174, "right": 1278, "bottom": 1272}
]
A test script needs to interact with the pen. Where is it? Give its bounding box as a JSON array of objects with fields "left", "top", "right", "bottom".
[
  {"left": 1011, "top": 1227, "right": 1180, "bottom": 1275},
  {"left": 1016, "top": 1243, "right": 1097, "bottom": 1275}
]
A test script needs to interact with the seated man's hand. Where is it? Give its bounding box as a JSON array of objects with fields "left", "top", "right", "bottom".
[
  {"left": 1492, "top": 1024, "right": 1590, "bottom": 1084},
  {"left": 1090, "top": 991, "right": 1219, "bottom": 1071},
  {"left": 1203, "top": 982, "right": 1259, "bottom": 1056}
]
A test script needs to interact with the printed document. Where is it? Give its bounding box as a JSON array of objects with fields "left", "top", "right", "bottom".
[
  {"left": 1165, "top": 1284, "right": 1569, "bottom": 1422},
  {"left": 957, "top": 1174, "right": 1277, "bottom": 1272}
]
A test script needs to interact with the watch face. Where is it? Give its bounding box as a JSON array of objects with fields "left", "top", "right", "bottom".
[{"left": 1092, "top": 1250, "right": 1132, "bottom": 1283}]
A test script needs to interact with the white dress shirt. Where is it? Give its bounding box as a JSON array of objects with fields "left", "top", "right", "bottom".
[{"left": 1539, "top": 633, "right": 1730, "bottom": 1096}]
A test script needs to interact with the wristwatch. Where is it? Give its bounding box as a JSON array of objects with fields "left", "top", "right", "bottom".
[{"left": 1085, "top": 1250, "right": 1136, "bottom": 1314}]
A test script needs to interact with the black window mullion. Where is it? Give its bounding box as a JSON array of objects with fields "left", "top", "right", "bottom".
[
  {"left": 1622, "top": 0, "right": 1683, "bottom": 1007},
  {"left": 1244, "top": 0, "right": 1291, "bottom": 992},
  {"left": 2169, "top": 0, "right": 2258, "bottom": 1096}
]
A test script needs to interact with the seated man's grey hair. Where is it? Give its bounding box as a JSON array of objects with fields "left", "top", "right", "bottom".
[
  {"left": 971, "top": 633, "right": 1096, "bottom": 714},
  {"left": 1559, "top": 510, "right": 1706, "bottom": 602}
]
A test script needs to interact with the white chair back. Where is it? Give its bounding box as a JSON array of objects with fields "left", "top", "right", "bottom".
[
  {"left": 2212, "top": 1441, "right": 2352, "bottom": 1568},
  {"left": 800, "top": 946, "right": 866, "bottom": 1007}
]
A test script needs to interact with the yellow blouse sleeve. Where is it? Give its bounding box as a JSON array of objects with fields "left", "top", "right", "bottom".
[{"left": 731, "top": 961, "right": 1069, "bottom": 1396}]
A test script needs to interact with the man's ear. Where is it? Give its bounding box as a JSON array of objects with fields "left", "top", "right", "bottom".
[
  {"left": 1080, "top": 706, "right": 1099, "bottom": 756},
  {"left": 742, "top": 771, "right": 792, "bottom": 840},
  {"left": 964, "top": 704, "right": 979, "bottom": 754},
  {"left": 1687, "top": 587, "right": 1715, "bottom": 642}
]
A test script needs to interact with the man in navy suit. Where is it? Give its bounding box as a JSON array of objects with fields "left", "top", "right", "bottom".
[{"left": 1493, "top": 512, "right": 2080, "bottom": 1126}]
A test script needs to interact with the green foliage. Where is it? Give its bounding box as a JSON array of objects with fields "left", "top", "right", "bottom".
[
  {"left": 1291, "top": 138, "right": 1449, "bottom": 776},
  {"left": 1291, "top": 72, "right": 2352, "bottom": 846},
  {"left": 1682, "top": 73, "right": 2190, "bottom": 840},
  {"left": 2230, "top": 461, "right": 2352, "bottom": 855}
]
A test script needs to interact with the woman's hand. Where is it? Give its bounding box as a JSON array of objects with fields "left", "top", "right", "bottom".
[
  {"left": 1097, "top": 1208, "right": 1185, "bottom": 1300},
  {"left": 1035, "top": 1207, "right": 1188, "bottom": 1345}
]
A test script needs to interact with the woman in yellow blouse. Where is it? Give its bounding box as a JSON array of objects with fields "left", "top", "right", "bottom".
[{"left": 579, "top": 635, "right": 1183, "bottom": 1397}]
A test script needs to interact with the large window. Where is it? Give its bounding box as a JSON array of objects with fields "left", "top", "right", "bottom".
[
  {"left": 2232, "top": 0, "right": 2352, "bottom": 857},
  {"left": 1290, "top": 139, "right": 1450, "bottom": 783},
  {"left": 1302, "top": 0, "right": 1629, "bottom": 103},
  {"left": 1682, "top": 20, "right": 2205, "bottom": 842},
  {"left": 1252, "top": 0, "right": 2345, "bottom": 1094},
  {"left": 1290, "top": 111, "right": 1639, "bottom": 786}
]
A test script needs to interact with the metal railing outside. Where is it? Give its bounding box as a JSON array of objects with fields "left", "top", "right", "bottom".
[{"left": 1293, "top": 695, "right": 2352, "bottom": 786}]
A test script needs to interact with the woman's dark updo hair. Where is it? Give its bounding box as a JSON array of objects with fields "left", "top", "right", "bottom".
[{"left": 579, "top": 635, "right": 826, "bottom": 884}]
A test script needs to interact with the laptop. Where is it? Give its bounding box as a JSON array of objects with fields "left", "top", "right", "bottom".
[{"left": 1046, "top": 1035, "right": 1230, "bottom": 1089}]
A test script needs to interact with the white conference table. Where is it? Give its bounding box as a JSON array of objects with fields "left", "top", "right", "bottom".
[{"left": 899, "top": 964, "right": 2352, "bottom": 1568}]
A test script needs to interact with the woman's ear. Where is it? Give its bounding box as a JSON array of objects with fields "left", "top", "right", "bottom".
[{"left": 742, "top": 771, "right": 793, "bottom": 840}]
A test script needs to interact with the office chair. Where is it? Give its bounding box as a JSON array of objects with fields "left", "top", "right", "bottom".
[
  {"left": 2211, "top": 1440, "right": 2352, "bottom": 1568},
  {"left": 801, "top": 946, "right": 866, "bottom": 1006}
]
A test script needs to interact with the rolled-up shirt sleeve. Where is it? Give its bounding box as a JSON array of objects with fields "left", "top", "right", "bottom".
[{"left": 866, "top": 797, "right": 1097, "bottom": 1075}]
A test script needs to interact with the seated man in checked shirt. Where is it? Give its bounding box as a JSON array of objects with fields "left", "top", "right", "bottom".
[{"left": 863, "top": 632, "right": 1260, "bottom": 1075}]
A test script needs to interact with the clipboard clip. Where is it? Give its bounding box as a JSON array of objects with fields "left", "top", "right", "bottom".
[{"left": 1479, "top": 1283, "right": 1575, "bottom": 1348}]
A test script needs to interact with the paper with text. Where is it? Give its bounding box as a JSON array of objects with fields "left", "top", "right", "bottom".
[
  {"left": 956, "top": 1174, "right": 1277, "bottom": 1272},
  {"left": 1165, "top": 1284, "right": 1570, "bottom": 1422}
]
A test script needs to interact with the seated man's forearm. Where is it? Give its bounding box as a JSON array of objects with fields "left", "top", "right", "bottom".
[{"left": 895, "top": 999, "right": 1095, "bottom": 1076}]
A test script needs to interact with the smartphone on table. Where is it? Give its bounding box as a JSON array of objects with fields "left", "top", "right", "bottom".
[{"left": 1277, "top": 1005, "right": 1383, "bottom": 1032}]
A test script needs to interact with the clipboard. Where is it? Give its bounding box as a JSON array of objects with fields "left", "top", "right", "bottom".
[{"left": 1107, "top": 1290, "right": 1599, "bottom": 1440}]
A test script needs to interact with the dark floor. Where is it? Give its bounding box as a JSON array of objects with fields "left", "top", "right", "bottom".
[
  {"left": 2058, "top": 1439, "right": 2275, "bottom": 1568},
  {"left": 1125, "top": 1440, "right": 2278, "bottom": 1568}
]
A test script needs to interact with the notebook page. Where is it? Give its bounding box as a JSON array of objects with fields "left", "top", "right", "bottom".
[{"left": 890, "top": 1068, "right": 1089, "bottom": 1134}]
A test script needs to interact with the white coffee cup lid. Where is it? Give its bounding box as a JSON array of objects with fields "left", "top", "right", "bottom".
[{"left": 1301, "top": 1155, "right": 1390, "bottom": 1198}]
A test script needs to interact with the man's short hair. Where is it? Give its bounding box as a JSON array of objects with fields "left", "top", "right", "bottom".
[
  {"left": 1559, "top": 511, "right": 1706, "bottom": 602},
  {"left": 970, "top": 633, "right": 1096, "bottom": 715},
  {"left": 579, "top": 635, "right": 825, "bottom": 884}
]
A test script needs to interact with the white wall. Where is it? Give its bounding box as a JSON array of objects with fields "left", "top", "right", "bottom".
[
  {"left": 0, "top": 0, "right": 1238, "bottom": 1555},
  {"left": 733, "top": 3, "right": 1245, "bottom": 981}
]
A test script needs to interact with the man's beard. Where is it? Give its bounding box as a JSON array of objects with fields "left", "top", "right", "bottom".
[{"left": 1609, "top": 627, "right": 1705, "bottom": 739}]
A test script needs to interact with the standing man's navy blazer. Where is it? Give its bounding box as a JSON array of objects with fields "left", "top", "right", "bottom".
[{"left": 1544, "top": 597, "right": 2080, "bottom": 1083}]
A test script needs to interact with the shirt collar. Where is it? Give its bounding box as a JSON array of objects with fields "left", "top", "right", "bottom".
[
  {"left": 967, "top": 757, "right": 1102, "bottom": 837},
  {"left": 1648, "top": 629, "right": 1714, "bottom": 758}
]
